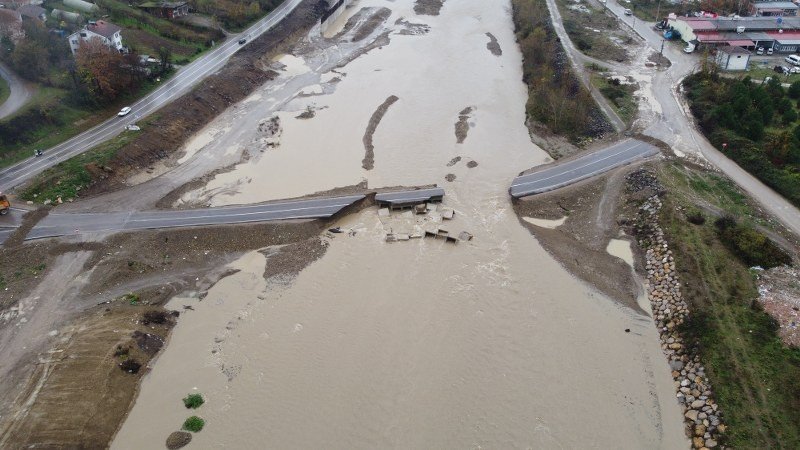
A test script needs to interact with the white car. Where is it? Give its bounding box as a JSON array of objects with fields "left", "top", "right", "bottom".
[
  {"left": 792, "top": 66, "right": 800, "bottom": 74},
  {"left": 118, "top": 106, "right": 132, "bottom": 117},
  {"left": 624, "top": 8, "right": 633, "bottom": 15}
]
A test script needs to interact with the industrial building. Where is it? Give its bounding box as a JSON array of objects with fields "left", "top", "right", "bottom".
[{"left": 667, "top": 15, "right": 800, "bottom": 53}]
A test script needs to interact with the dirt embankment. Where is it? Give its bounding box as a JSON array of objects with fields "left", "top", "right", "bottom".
[
  {"left": 349, "top": 7, "right": 392, "bottom": 42},
  {"left": 362, "top": 95, "right": 399, "bottom": 170},
  {"left": 0, "top": 305, "right": 176, "bottom": 449},
  {"left": 455, "top": 106, "right": 474, "bottom": 144},
  {"left": 0, "top": 218, "right": 333, "bottom": 449},
  {"left": 49, "top": 0, "right": 326, "bottom": 200},
  {"left": 485, "top": 32, "right": 502, "bottom": 56},
  {"left": 513, "top": 166, "right": 648, "bottom": 311},
  {"left": 414, "top": 0, "right": 446, "bottom": 15}
]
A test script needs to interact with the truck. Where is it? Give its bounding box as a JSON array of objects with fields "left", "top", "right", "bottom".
[{"left": 0, "top": 193, "right": 9, "bottom": 215}]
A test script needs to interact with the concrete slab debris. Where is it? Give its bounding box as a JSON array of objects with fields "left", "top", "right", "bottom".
[
  {"left": 375, "top": 187, "right": 445, "bottom": 210},
  {"left": 458, "top": 231, "right": 473, "bottom": 241},
  {"left": 441, "top": 208, "right": 454, "bottom": 219}
]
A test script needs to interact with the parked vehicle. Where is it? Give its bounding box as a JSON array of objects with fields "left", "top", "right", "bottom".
[
  {"left": 0, "top": 193, "right": 10, "bottom": 216},
  {"left": 684, "top": 43, "right": 696, "bottom": 53},
  {"left": 118, "top": 106, "right": 132, "bottom": 116},
  {"left": 756, "top": 47, "right": 765, "bottom": 55},
  {"left": 238, "top": 38, "right": 247, "bottom": 45},
  {"left": 767, "top": 47, "right": 774, "bottom": 55},
  {"left": 775, "top": 65, "right": 790, "bottom": 75},
  {"left": 33, "top": 149, "right": 43, "bottom": 157},
  {"left": 624, "top": 8, "right": 633, "bottom": 15},
  {"left": 785, "top": 54, "right": 800, "bottom": 66}
]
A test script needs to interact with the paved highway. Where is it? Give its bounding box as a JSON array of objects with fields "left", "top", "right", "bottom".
[
  {"left": 0, "top": 0, "right": 304, "bottom": 191},
  {"left": 24, "top": 195, "right": 364, "bottom": 241},
  {"left": 0, "top": 62, "right": 34, "bottom": 120},
  {"left": 375, "top": 188, "right": 445, "bottom": 206},
  {"left": 510, "top": 139, "right": 659, "bottom": 198}
]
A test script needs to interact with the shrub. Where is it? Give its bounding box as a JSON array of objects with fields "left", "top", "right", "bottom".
[
  {"left": 685, "top": 208, "right": 706, "bottom": 225},
  {"left": 119, "top": 359, "right": 142, "bottom": 374},
  {"left": 182, "top": 416, "right": 205, "bottom": 432},
  {"left": 714, "top": 216, "right": 792, "bottom": 268},
  {"left": 183, "top": 393, "right": 205, "bottom": 409},
  {"left": 142, "top": 310, "right": 169, "bottom": 325}
]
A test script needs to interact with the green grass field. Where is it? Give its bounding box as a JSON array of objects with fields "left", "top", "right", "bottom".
[
  {"left": 0, "top": 76, "right": 168, "bottom": 170},
  {"left": 658, "top": 162, "right": 800, "bottom": 448}
]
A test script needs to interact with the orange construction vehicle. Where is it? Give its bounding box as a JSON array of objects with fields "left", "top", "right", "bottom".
[{"left": 0, "top": 193, "right": 10, "bottom": 215}]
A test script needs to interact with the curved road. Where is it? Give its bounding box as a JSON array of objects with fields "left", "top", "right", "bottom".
[
  {"left": 0, "top": 62, "right": 33, "bottom": 120},
  {"left": 0, "top": 0, "right": 304, "bottom": 191},
  {"left": 545, "top": 0, "right": 800, "bottom": 236},
  {"left": 510, "top": 139, "right": 659, "bottom": 197}
]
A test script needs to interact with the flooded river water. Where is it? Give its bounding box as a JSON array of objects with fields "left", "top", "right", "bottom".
[{"left": 112, "top": 0, "right": 686, "bottom": 447}]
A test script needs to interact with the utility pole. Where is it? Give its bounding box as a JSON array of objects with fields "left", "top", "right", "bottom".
[
  {"left": 660, "top": 39, "right": 665, "bottom": 58},
  {"left": 655, "top": 0, "right": 662, "bottom": 23}
]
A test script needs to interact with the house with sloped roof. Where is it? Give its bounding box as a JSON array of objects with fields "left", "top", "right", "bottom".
[
  {"left": 67, "top": 20, "right": 124, "bottom": 55},
  {"left": 18, "top": 4, "right": 47, "bottom": 22},
  {"left": 138, "top": 1, "right": 189, "bottom": 19}
]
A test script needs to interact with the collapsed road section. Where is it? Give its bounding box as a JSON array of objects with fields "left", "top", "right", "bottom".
[
  {"left": 24, "top": 195, "right": 365, "bottom": 241},
  {"left": 510, "top": 139, "right": 660, "bottom": 198},
  {"left": 375, "top": 187, "right": 445, "bottom": 210}
]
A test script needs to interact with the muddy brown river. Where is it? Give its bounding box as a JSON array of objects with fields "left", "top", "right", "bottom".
[{"left": 112, "top": 0, "right": 686, "bottom": 447}]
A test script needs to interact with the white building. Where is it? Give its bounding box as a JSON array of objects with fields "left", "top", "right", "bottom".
[
  {"left": 67, "top": 20, "right": 123, "bottom": 55},
  {"left": 715, "top": 46, "right": 751, "bottom": 71}
]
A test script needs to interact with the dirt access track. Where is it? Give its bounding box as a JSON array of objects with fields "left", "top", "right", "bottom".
[{"left": 0, "top": 217, "right": 335, "bottom": 448}]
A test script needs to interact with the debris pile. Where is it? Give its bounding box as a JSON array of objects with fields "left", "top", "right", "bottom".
[
  {"left": 755, "top": 265, "right": 800, "bottom": 347},
  {"left": 379, "top": 203, "right": 470, "bottom": 245},
  {"left": 628, "top": 169, "right": 725, "bottom": 449}
]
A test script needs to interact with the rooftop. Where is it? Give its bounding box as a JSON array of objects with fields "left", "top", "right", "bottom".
[
  {"left": 753, "top": 1, "right": 798, "bottom": 9},
  {"left": 86, "top": 20, "right": 121, "bottom": 38},
  {"left": 718, "top": 45, "right": 751, "bottom": 54},
  {"left": 18, "top": 4, "right": 46, "bottom": 18},
  {"left": 679, "top": 16, "right": 800, "bottom": 32},
  {"left": 139, "top": 1, "right": 187, "bottom": 8}
]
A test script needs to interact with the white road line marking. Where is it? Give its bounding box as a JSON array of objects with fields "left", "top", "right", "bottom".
[
  {"left": 0, "top": 0, "right": 301, "bottom": 187},
  {"left": 512, "top": 151, "right": 658, "bottom": 197},
  {"left": 512, "top": 142, "right": 649, "bottom": 188}
]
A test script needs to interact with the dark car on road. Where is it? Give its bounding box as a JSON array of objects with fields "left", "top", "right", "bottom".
[{"left": 238, "top": 38, "right": 247, "bottom": 45}]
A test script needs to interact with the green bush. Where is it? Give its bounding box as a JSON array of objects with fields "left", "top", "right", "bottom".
[
  {"left": 183, "top": 393, "right": 205, "bottom": 409},
  {"left": 714, "top": 216, "right": 792, "bottom": 268},
  {"left": 182, "top": 416, "right": 205, "bottom": 432},
  {"left": 683, "top": 72, "right": 800, "bottom": 207}
]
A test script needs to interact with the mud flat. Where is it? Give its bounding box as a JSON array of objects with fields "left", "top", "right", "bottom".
[{"left": 113, "top": 0, "right": 685, "bottom": 447}]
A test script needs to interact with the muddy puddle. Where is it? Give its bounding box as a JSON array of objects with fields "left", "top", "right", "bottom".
[
  {"left": 607, "top": 238, "right": 634, "bottom": 266},
  {"left": 113, "top": 0, "right": 686, "bottom": 447},
  {"left": 522, "top": 215, "right": 567, "bottom": 229}
]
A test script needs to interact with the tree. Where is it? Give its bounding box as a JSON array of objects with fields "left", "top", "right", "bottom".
[
  {"left": 764, "top": 130, "right": 795, "bottom": 166},
  {"left": 10, "top": 41, "right": 47, "bottom": 81},
  {"left": 789, "top": 81, "right": 800, "bottom": 99},
  {"left": 742, "top": 109, "right": 765, "bottom": 141},
  {"left": 157, "top": 46, "right": 171, "bottom": 76},
  {"left": 75, "top": 38, "right": 144, "bottom": 103},
  {"left": 782, "top": 107, "right": 798, "bottom": 125}
]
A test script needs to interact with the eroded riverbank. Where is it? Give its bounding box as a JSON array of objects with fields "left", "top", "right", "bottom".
[{"left": 113, "top": 0, "right": 686, "bottom": 447}]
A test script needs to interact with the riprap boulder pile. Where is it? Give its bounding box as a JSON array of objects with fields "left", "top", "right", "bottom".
[{"left": 627, "top": 169, "right": 725, "bottom": 449}]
